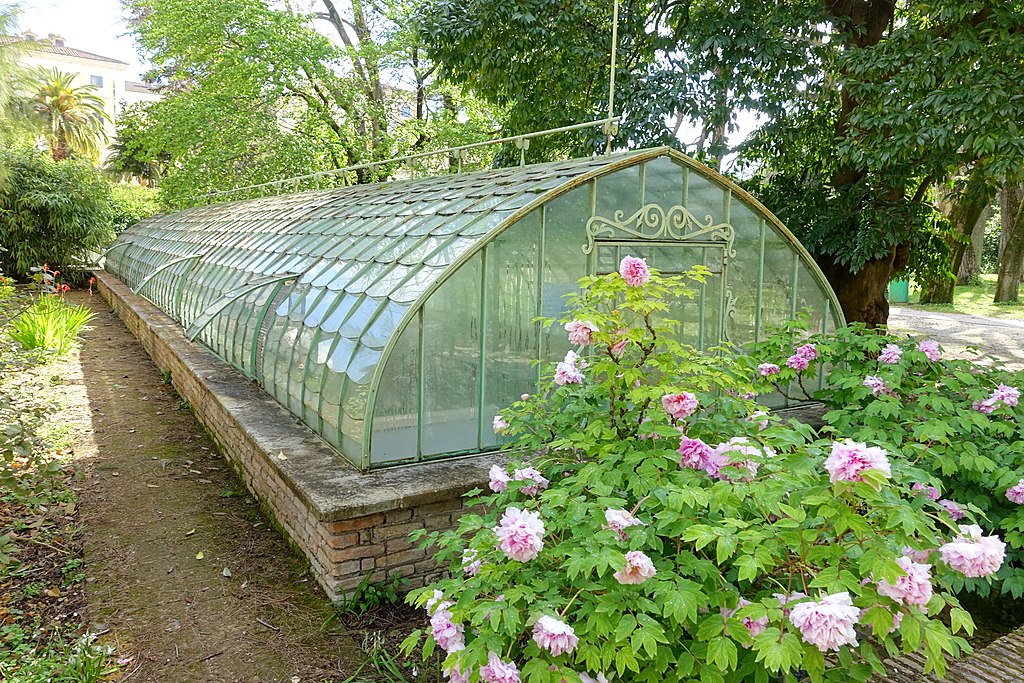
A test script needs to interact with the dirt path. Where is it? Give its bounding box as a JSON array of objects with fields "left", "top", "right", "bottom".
[{"left": 64, "top": 292, "right": 363, "bottom": 682}]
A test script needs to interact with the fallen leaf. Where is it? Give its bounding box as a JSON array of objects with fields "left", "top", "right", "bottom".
[
  {"left": 185, "top": 529, "right": 195, "bottom": 537},
  {"left": 195, "top": 552, "right": 204, "bottom": 560},
  {"left": 222, "top": 567, "right": 232, "bottom": 578},
  {"left": 277, "top": 451, "right": 287, "bottom": 460}
]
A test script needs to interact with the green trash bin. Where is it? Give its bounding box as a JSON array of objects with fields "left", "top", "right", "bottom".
[{"left": 888, "top": 279, "right": 910, "bottom": 303}]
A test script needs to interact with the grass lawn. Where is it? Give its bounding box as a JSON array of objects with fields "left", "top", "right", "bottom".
[{"left": 905, "top": 273, "right": 1024, "bottom": 320}]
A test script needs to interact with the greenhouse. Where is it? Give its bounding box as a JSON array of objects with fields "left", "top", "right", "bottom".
[{"left": 104, "top": 146, "right": 843, "bottom": 471}]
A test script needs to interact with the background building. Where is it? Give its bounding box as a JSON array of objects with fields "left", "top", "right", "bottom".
[{"left": 9, "top": 31, "right": 160, "bottom": 159}]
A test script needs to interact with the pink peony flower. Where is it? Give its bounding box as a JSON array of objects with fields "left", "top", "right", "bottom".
[
  {"left": 532, "top": 615, "right": 579, "bottom": 656},
  {"left": 745, "top": 411, "right": 770, "bottom": 430},
  {"left": 994, "top": 384, "right": 1021, "bottom": 408},
  {"left": 604, "top": 508, "right": 645, "bottom": 540},
  {"left": 795, "top": 343, "right": 818, "bottom": 361},
  {"left": 786, "top": 354, "right": 810, "bottom": 372},
  {"left": 974, "top": 397, "right": 998, "bottom": 414},
  {"left": 493, "top": 415, "right": 510, "bottom": 433},
  {"left": 444, "top": 662, "right": 471, "bottom": 683},
  {"left": 520, "top": 393, "right": 530, "bottom": 401},
  {"left": 789, "top": 592, "right": 860, "bottom": 652},
  {"left": 1007, "top": 480, "right": 1024, "bottom": 505},
  {"left": 619, "top": 255, "right": 650, "bottom": 287},
  {"left": 863, "top": 375, "right": 890, "bottom": 397},
  {"left": 425, "top": 589, "right": 446, "bottom": 614},
  {"left": 512, "top": 467, "right": 549, "bottom": 496},
  {"left": 712, "top": 437, "right": 769, "bottom": 480},
  {"left": 940, "top": 525, "right": 1006, "bottom": 578},
  {"left": 903, "top": 546, "right": 933, "bottom": 563},
  {"left": 662, "top": 392, "right": 699, "bottom": 420},
  {"left": 975, "top": 384, "right": 1020, "bottom": 413},
  {"left": 918, "top": 340, "right": 941, "bottom": 361},
  {"left": 722, "top": 598, "right": 768, "bottom": 639},
  {"left": 480, "top": 651, "right": 520, "bottom": 683},
  {"left": 462, "top": 549, "right": 482, "bottom": 577},
  {"left": 678, "top": 435, "right": 713, "bottom": 470},
  {"left": 773, "top": 591, "right": 808, "bottom": 617},
  {"left": 824, "top": 440, "right": 891, "bottom": 487},
  {"left": 489, "top": 464, "right": 510, "bottom": 493},
  {"left": 875, "top": 555, "right": 933, "bottom": 607},
  {"left": 494, "top": 507, "right": 545, "bottom": 562},
  {"left": 430, "top": 604, "right": 465, "bottom": 653},
  {"left": 757, "top": 363, "right": 780, "bottom": 377},
  {"left": 609, "top": 328, "right": 629, "bottom": 358},
  {"left": 565, "top": 319, "right": 599, "bottom": 346},
  {"left": 613, "top": 550, "right": 656, "bottom": 584},
  {"left": 939, "top": 499, "right": 965, "bottom": 521},
  {"left": 554, "top": 361, "right": 584, "bottom": 386},
  {"left": 554, "top": 350, "right": 586, "bottom": 385},
  {"left": 911, "top": 482, "right": 941, "bottom": 501},
  {"left": 878, "top": 344, "right": 903, "bottom": 364}
]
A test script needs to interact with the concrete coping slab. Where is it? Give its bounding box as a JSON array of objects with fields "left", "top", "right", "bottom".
[{"left": 95, "top": 271, "right": 500, "bottom": 522}]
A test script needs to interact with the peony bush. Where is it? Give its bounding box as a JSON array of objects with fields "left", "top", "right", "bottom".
[
  {"left": 750, "top": 318, "right": 1024, "bottom": 600},
  {"left": 405, "top": 260, "right": 985, "bottom": 683}
]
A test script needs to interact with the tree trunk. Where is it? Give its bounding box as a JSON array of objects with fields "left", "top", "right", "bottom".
[
  {"left": 956, "top": 205, "right": 989, "bottom": 284},
  {"left": 818, "top": 243, "right": 909, "bottom": 328},
  {"left": 995, "top": 181, "right": 1024, "bottom": 302},
  {"left": 820, "top": 0, "right": 897, "bottom": 325},
  {"left": 918, "top": 180, "right": 992, "bottom": 303}
]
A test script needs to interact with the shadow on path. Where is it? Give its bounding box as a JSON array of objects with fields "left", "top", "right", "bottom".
[{"left": 69, "top": 292, "right": 361, "bottom": 682}]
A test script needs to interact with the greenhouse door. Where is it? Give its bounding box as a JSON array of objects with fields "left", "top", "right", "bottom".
[{"left": 593, "top": 242, "right": 731, "bottom": 350}]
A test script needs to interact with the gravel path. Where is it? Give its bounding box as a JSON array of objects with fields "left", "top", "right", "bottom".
[{"left": 888, "top": 306, "right": 1024, "bottom": 369}]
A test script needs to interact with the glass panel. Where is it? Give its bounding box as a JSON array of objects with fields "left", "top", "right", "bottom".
[
  {"left": 370, "top": 319, "right": 419, "bottom": 464},
  {"left": 483, "top": 216, "right": 541, "bottom": 450},
  {"left": 685, "top": 171, "right": 727, "bottom": 225},
  {"left": 725, "top": 201, "right": 763, "bottom": 346},
  {"left": 539, "top": 190, "right": 589, "bottom": 361},
  {"left": 596, "top": 166, "right": 641, "bottom": 225},
  {"left": 643, "top": 157, "right": 685, "bottom": 209},
  {"left": 422, "top": 253, "right": 482, "bottom": 456}
]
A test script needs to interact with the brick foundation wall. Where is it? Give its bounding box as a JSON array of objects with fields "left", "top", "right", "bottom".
[{"left": 96, "top": 271, "right": 498, "bottom": 601}]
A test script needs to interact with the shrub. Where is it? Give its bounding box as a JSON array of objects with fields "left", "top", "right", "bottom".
[
  {"left": 0, "top": 148, "right": 115, "bottom": 279},
  {"left": 751, "top": 322, "right": 1024, "bottom": 599},
  {"left": 108, "top": 183, "right": 161, "bottom": 234},
  {"left": 9, "top": 296, "right": 94, "bottom": 357},
  {"left": 406, "top": 263, "right": 981, "bottom": 683}
]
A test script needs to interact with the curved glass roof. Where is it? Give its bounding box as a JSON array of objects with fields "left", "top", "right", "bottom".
[{"left": 106, "top": 147, "right": 844, "bottom": 470}]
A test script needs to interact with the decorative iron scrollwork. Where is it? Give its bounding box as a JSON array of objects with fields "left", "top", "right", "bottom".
[{"left": 582, "top": 203, "right": 735, "bottom": 255}]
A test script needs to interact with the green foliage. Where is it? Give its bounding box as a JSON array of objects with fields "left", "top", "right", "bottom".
[
  {"left": 8, "top": 296, "right": 94, "bottom": 356},
  {"left": 104, "top": 103, "right": 169, "bottom": 183},
  {"left": 338, "top": 570, "right": 408, "bottom": 616},
  {"left": 0, "top": 148, "right": 115, "bottom": 278},
  {"left": 408, "top": 269, "right": 971, "bottom": 683},
  {"left": 108, "top": 183, "right": 161, "bottom": 234},
  {"left": 0, "top": 626, "right": 117, "bottom": 683},
  {"left": 124, "top": 0, "right": 501, "bottom": 207},
  {"left": 751, "top": 322, "right": 1024, "bottom": 599}
]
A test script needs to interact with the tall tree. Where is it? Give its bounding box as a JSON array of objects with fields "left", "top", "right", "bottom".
[
  {"left": 995, "top": 180, "right": 1024, "bottom": 302},
  {"left": 418, "top": 0, "right": 1024, "bottom": 325},
  {"left": 124, "top": 0, "right": 500, "bottom": 207},
  {"left": 21, "top": 66, "right": 110, "bottom": 162}
]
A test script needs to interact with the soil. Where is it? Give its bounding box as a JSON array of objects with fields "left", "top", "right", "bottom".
[{"left": 63, "top": 292, "right": 367, "bottom": 682}]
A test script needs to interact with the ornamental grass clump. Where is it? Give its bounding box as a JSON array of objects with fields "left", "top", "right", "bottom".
[
  {"left": 406, "top": 259, "right": 984, "bottom": 683},
  {"left": 751, "top": 319, "right": 1024, "bottom": 599}
]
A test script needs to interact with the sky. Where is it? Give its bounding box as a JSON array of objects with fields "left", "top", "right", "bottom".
[{"left": 17, "top": 0, "right": 148, "bottom": 79}]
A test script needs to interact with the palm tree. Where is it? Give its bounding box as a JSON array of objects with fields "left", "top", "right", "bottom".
[{"left": 23, "top": 66, "right": 110, "bottom": 161}]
